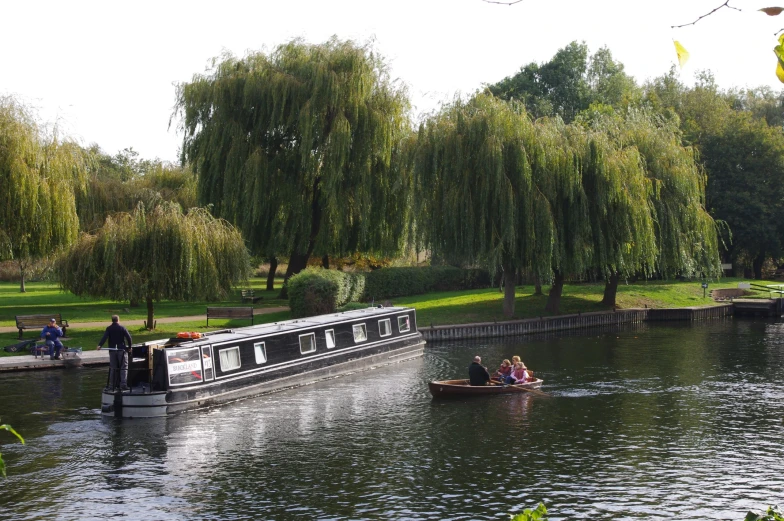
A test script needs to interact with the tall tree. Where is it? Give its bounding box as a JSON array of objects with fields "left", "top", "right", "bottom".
[
  {"left": 57, "top": 204, "right": 251, "bottom": 329},
  {"left": 702, "top": 111, "right": 784, "bottom": 278},
  {"left": 414, "top": 93, "right": 554, "bottom": 317},
  {"left": 0, "top": 97, "right": 89, "bottom": 292},
  {"left": 76, "top": 148, "right": 197, "bottom": 232},
  {"left": 488, "top": 43, "right": 641, "bottom": 123},
  {"left": 174, "top": 38, "right": 412, "bottom": 292}
]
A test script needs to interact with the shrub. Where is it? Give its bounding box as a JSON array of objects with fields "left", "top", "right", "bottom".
[
  {"left": 363, "top": 266, "right": 491, "bottom": 299},
  {"left": 288, "top": 268, "right": 367, "bottom": 318}
]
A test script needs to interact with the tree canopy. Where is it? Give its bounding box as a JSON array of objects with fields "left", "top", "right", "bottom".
[
  {"left": 57, "top": 203, "right": 251, "bottom": 329},
  {"left": 174, "top": 37, "right": 413, "bottom": 287},
  {"left": 0, "top": 97, "right": 89, "bottom": 291}
]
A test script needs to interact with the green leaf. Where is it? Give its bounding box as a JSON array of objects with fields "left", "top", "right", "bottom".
[{"left": 0, "top": 424, "right": 24, "bottom": 445}]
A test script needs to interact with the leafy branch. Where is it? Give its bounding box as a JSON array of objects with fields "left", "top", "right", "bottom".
[{"left": 0, "top": 422, "right": 25, "bottom": 478}]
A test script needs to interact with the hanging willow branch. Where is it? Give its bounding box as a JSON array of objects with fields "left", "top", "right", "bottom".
[
  {"left": 57, "top": 203, "right": 251, "bottom": 328},
  {"left": 174, "top": 38, "right": 413, "bottom": 278},
  {"left": 0, "top": 96, "right": 89, "bottom": 291}
]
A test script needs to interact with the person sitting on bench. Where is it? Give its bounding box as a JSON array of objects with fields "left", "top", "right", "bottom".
[{"left": 41, "top": 318, "right": 64, "bottom": 360}]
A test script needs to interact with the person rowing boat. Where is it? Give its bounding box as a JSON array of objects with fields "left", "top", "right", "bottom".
[{"left": 468, "top": 356, "right": 491, "bottom": 386}]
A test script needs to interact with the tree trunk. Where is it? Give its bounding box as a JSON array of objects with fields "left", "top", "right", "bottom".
[
  {"left": 753, "top": 253, "right": 766, "bottom": 280},
  {"left": 534, "top": 275, "right": 542, "bottom": 296},
  {"left": 266, "top": 257, "right": 278, "bottom": 292},
  {"left": 502, "top": 260, "right": 516, "bottom": 318},
  {"left": 545, "top": 270, "right": 564, "bottom": 314},
  {"left": 145, "top": 296, "right": 155, "bottom": 330},
  {"left": 279, "top": 177, "right": 323, "bottom": 298},
  {"left": 601, "top": 272, "right": 620, "bottom": 308},
  {"left": 322, "top": 255, "right": 329, "bottom": 269},
  {"left": 18, "top": 260, "right": 26, "bottom": 293}
]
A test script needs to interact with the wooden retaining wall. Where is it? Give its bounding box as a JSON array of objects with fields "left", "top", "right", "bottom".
[{"left": 419, "top": 304, "right": 734, "bottom": 342}]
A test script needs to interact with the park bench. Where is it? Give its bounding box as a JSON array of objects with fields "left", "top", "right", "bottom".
[
  {"left": 15, "top": 313, "right": 69, "bottom": 339},
  {"left": 206, "top": 306, "right": 254, "bottom": 327},
  {"left": 240, "top": 289, "right": 262, "bottom": 303}
]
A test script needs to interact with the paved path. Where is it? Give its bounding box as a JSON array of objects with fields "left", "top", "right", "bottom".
[
  {"left": 0, "top": 306, "right": 289, "bottom": 372},
  {"left": 0, "top": 306, "right": 289, "bottom": 334}
]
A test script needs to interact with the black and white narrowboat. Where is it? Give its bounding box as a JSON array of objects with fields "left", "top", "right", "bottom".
[{"left": 101, "top": 306, "right": 425, "bottom": 418}]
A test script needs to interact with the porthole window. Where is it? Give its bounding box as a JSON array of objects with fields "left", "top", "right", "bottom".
[
  {"left": 299, "top": 333, "right": 316, "bottom": 354},
  {"left": 219, "top": 346, "right": 241, "bottom": 372},
  {"left": 379, "top": 318, "right": 392, "bottom": 337},
  {"left": 353, "top": 323, "right": 367, "bottom": 342},
  {"left": 325, "top": 329, "right": 336, "bottom": 349},
  {"left": 397, "top": 315, "right": 411, "bottom": 333}
]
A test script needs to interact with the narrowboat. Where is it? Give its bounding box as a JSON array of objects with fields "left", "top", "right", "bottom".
[{"left": 101, "top": 306, "right": 425, "bottom": 418}]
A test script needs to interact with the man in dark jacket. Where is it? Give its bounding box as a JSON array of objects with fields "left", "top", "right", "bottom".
[
  {"left": 468, "top": 356, "right": 491, "bottom": 386},
  {"left": 97, "top": 315, "right": 133, "bottom": 391}
]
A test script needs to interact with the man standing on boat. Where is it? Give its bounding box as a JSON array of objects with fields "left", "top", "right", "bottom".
[
  {"left": 468, "top": 356, "right": 491, "bottom": 386},
  {"left": 97, "top": 315, "right": 133, "bottom": 391}
]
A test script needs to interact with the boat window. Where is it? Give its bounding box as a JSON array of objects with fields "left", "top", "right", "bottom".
[
  {"left": 202, "top": 346, "right": 214, "bottom": 380},
  {"left": 353, "top": 323, "right": 367, "bottom": 343},
  {"left": 379, "top": 318, "right": 392, "bottom": 337},
  {"left": 167, "top": 347, "right": 203, "bottom": 386},
  {"left": 254, "top": 342, "right": 267, "bottom": 364},
  {"left": 325, "top": 329, "right": 336, "bottom": 349},
  {"left": 219, "top": 346, "right": 241, "bottom": 372},
  {"left": 397, "top": 315, "right": 411, "bottom": 333},
  {"left": 299, "top": 333, "right": 316, "bottom": 354}
]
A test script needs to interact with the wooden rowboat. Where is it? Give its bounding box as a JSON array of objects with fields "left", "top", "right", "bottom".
[{"left": 428, "top": 378, "right": 544, "bottom": 398}]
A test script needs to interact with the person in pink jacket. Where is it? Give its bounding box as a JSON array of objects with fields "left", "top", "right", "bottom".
[{"left": 505, "top": 361, "right": 529, "bottom": 385}]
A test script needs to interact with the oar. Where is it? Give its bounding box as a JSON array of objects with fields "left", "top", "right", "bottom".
[{"left": 489, "top": 379, "right": 551, "bottom": 397}]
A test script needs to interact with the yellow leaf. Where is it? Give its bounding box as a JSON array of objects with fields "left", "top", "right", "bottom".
[
  {"left": 776, "top": 61, "right": 784, "bottom": 83},
  {"left": 760, "top": 7, "right": 784, "bottom": 15},
  {"left": 673, "top": 40, "right": 689, "bottom": 69}
]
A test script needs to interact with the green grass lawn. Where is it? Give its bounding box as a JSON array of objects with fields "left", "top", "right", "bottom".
[
  {"left": 0, "top": 278, "right": 290, "bottom": 356},
  {"left": 1, "top": 276, "right": 776, "bottom": 356}
]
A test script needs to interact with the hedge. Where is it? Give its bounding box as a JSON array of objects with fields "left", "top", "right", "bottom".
[
  {"left": 288, "top": 267, "right": 366, "bottom": 318},
  {"left": 363, "top": 266, "right": 491, "bottom": 300},
  {"left": 289, "top": 266, "right": 491, "bottom": 317}
]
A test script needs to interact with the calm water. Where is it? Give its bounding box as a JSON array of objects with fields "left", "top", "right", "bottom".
[{"left": 1, "top": 319, "right": 783, "bottom": 521}]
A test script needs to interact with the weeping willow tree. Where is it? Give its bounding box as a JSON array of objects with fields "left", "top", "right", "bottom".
[
  {"left": 57, "top": 203, "right": 251, "bottom": 329},
  {"left": 175, "top": 38, "right": 413, "bottom": 294},
  {"left": 415, "top": 93, "right": 554, "bottom": 317},
  {"left": 609, "top": 111, "right": 721, "bottom": 282},
  {"left": 0, "top": 97, "right": 89, "bottom": 292},
  {"left": 565, "top": 120, "right": 658, "bottom": 309}
]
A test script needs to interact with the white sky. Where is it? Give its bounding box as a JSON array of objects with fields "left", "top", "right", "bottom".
[{"left": 2, "top": 0, "right": 783, "bottom": 162}]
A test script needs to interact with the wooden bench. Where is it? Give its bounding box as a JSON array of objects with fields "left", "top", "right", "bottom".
[
  {"left": 206, "top": 307, "right": 254, "bottom": 326},
  {"left": 15, "top": 313, "right": 69, "bottom": 339},
  {"left": 240, "top": 289, "right": 262, "bottom": 303}
]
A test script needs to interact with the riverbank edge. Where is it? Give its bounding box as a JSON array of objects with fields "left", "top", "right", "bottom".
[
  {"left": 0, "top": 304, "right": 734, "bottom": 372},
  {"left": 418, "top": 304, "right": 734, "bottom": 341}
]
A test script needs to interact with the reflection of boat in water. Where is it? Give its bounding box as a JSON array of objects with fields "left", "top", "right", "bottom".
[
  {"left": 428, "top": 378, "right": 544, "bottom": 398},
  {"left": 101, "top": 307, "right": 425, "bottom": 418}
]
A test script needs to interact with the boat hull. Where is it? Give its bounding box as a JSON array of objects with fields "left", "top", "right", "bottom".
[
  {"left": 102, "top": 337, "right": 425, "bottom": 418},
  {"left": 428, "top": 378, "right": 543, "bottom": 398}
]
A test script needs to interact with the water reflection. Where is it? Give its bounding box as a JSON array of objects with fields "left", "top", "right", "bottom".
[{"left": 1, "top": 319, "right": 783, "bottom": 520}]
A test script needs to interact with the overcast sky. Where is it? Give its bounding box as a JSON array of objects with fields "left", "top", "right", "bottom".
[{"left": 2, "top": 0, "right": 783, "bottom": 162}]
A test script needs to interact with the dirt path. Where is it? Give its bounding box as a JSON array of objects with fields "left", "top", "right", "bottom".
[{"left": 0, "top": 306, "right": 289, "bottom": 334}]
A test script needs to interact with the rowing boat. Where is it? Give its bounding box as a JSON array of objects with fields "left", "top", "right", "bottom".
[{"left": 428, "top": 378, "right": 544, "bottom": 398}]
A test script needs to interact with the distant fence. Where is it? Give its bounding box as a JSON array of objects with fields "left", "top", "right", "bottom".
[{"left": 419, "top": 304, "right": 734, "bottom": 342}]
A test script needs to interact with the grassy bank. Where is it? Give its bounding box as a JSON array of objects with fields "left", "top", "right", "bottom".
[{"left": 0, "top": 277, "right": 774, "bottom": 356}]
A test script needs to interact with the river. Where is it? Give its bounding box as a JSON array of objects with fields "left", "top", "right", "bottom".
[{"left": 1, "top": 318, "right": 783, "bottom": 520}]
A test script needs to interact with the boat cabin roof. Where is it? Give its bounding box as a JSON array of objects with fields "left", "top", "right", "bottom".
[{"left": 158, "top": 306, "right": 413, "bottom": 348}]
